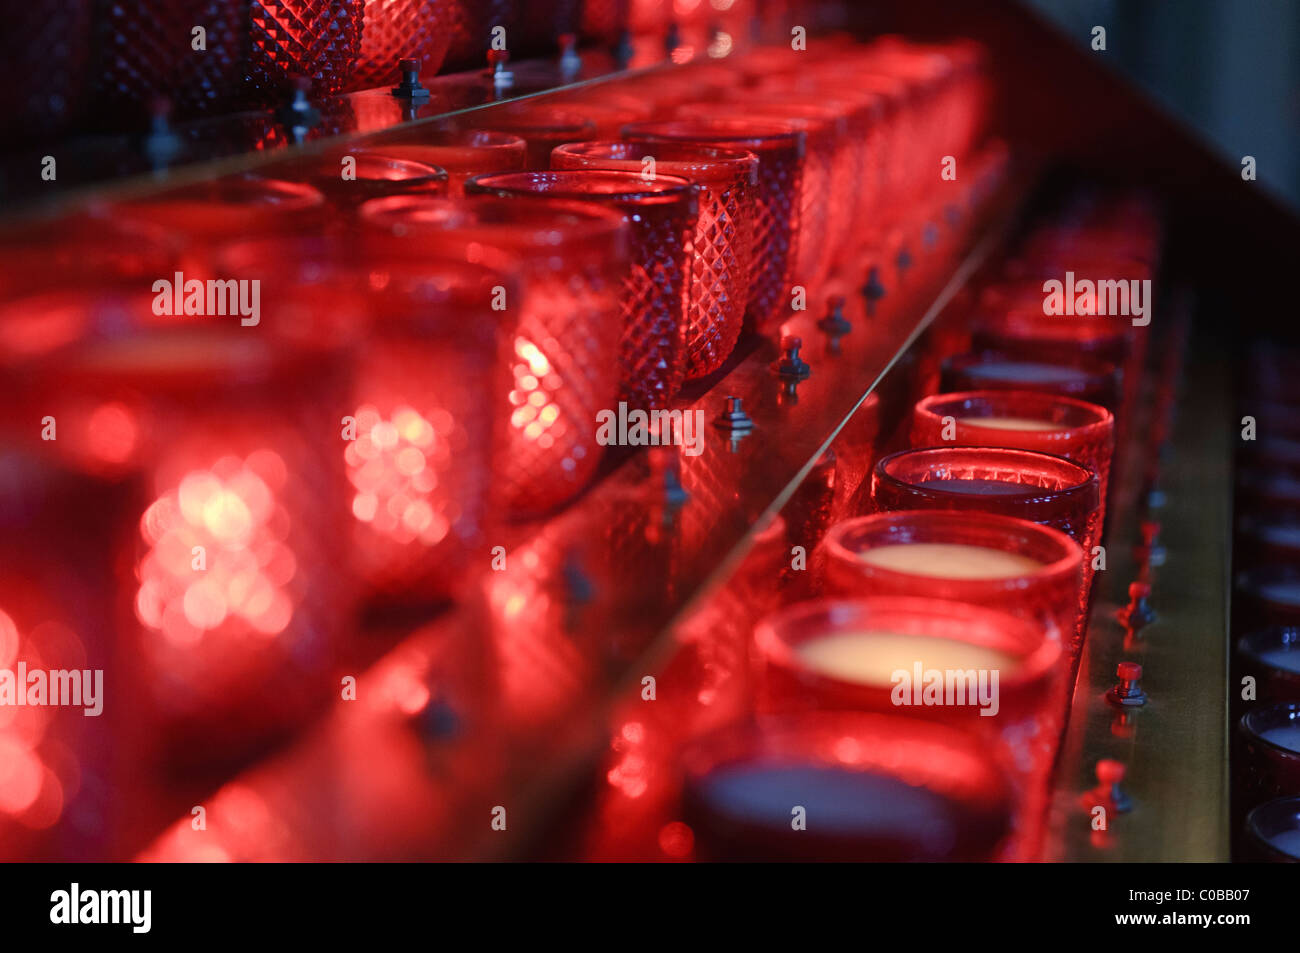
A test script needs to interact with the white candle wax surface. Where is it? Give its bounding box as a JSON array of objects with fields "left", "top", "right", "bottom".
[
  {"left": 795, "top": 631, "right": 1020, "bottom": 686},
  {"left": 856, "top": 542, "right": 1044, "bottom": 580}
]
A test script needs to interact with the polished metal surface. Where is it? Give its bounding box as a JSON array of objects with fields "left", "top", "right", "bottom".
[{"left": 1047, "top": 309, "right": 1231, "bottom": 861}]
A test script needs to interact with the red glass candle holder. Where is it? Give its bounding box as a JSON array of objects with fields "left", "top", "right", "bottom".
[
  {"left": 348, "top": 0, "right": 455, "bottom": 91},
  {"left": 301, "top": 151, "right": 450, "bottom": 209},
  {"left": 29, "top": 312, "right": 358, "bottom": 770},
  {"left": 1244, "top": 796, "right": 1300, "bottom": 862},
  {"left": 753, "top": 595, "right": 1062, "bottom": 859},
  {"left": 466, "top": 169, "right": 697, "bottom": 408},
  {"left": 822, "top": 512, "right": 1083, "bottom": 655},
  {"left": 551, "top": 140, "right": 757, "bottom": 378},
  {"left": 871, "top": 446, "right": 1103, "bottom": 656},
  {"left": 0, "top": 214, "right": 181, "bottom": 302},
  {"left": 359, "top": 195, "right": 629, "bottom": 516},
  {"left": 361, "top": 132, "right": 528, "bottom": 195},
  {"left": 912, "top": 390, "right": 1115, "bottom": 525},
  {"left": 1238, "top": 628, "right": 1300, "bottom": 705},
  {"left": 1238, "top": 703, "right": 1300, "bottom": 816},
  {"left": 217, "top": 234, "right": 513, "bottom": 608},
  {"left": 470, "top": 103, "right": 598, "bottom": 169},
  {"left": 624, "top": 119, "right": 804, "bottom": 331},
  {"left": 674, "top": 101, "right": 838, "bottom": 292},
  {"left": 941, "top": 350, "right": 1123, "bottom": 418},
  {"left": 111, "top": 175, "right": 329, "bottom": 281},
  {"left": 679, "top": 712, "right": 1014, "bottom": 862},
  {"left": 246, "top": 0, "right": 363, "bottom": 100},
  {"left": 89, "top": 0, "right": 243, "bottom": 121}
]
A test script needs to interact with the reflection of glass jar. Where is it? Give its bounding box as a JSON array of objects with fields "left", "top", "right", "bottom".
[
  {"left": 360, "top": 195, "right": 629, "bottom": 516},
  {"left": 1237, "top": 628, "right": 1300, "bottom": 706}
]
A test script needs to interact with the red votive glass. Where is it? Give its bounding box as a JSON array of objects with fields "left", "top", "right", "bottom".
[
  {"left": 246, "top": 0, "right": 363, "bottom": 100},
  {"left": 359, "top": 195, "right": 629, "bottom": 516},
  {"left": 29, "top": 311, "right": 358, "bottom": 769},
  {"left": 871, "top": 446, "right": 1103, "bottom": 659},
  {"left": 360, "top": 132, "right": 528, "bottom": 195},
  {"left": 1238, "top": 628, "right": 1300, "bottom": 705},
  {"left": 1238, "top": 703, "right": 1300, "bottom": 816},
  {"left": 679, "top": 712, "right": 1014, "bottom": 862},
  {"left": 753, "top": 595, "right": 1063, "bottom": 858},
  {"left": 347, "top": 0, "right": 455, "bottom": 91},
  {"left": 551, "top": 140, "right": 757, "bottom": 378},
  {"left": 674, "top": 101, "right": 838, "bottom": 292},
  {"left": 822, "top": 511, "right": 1083, "bottom": 656},
  {"left": 624, "top": 119, "right": 804, "bottom": 332},
  {"left": 1244, "top": 796, "right": 1300, "bottom": 862},
  {"left": 217, "top": 234, "right": 513, "bottom": 609},
  {"left": 469, "top": 103, "right": 598, "bottom": 169},
  {"left": 466, "top": 169, "right": 697, "bottom": 409},
  {"left": 912, "top": 391, "right": 1115, "bottom": 525},
  {"left": 941, "top": 350, "right": 1123, "bottom": 418},
  {"left": 298, "top": 151, "right": 450, "bottom": 210},
  {"left": 111, "top": 175, "right": 329, "bottom": 280}
]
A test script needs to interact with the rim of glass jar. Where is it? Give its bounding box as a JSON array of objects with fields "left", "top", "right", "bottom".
[
  {"left": 550, "top": 140, "right": 759, "bottom": 189},
  {"left": 873, "top": 446, "right": 1101, "bottom": 514},
  {"left": 754, "top": 595, "right": 1063, "bottom": 710},
  {"left": 357, "top": 194, "right": 631, "bottom": 263},
  {"left": 112, "top": 174, "right": 327, "bottom": 236},
  {"left": 943, "top": 349, "right": 1121, "bottom": 398},
  {"left": 822, "top": 510, "right": 1084, "bottom": 602},
  {"left": 679, "top": 710, "right": 1013, "bottom": 821},
  {"left": 1240, "top": 702, "right": 1300, "bottom": 759},
  {"left": 311, "top": 151, "right": 449, "bottom": 190},
  {"left": 1245, "top": 796, "right": 1300, "bottom": 861},
  {"left": 214, "top": 231, "right": 514, "bottom": 334},
  {"left": 464, "top": 169, "right": 697, "bottom": 209},
  {"left": 622, "top": 119, "right": 807, "bottom": 159},
  {"left": 353, "top": 133, "right": 527, "bottom": 173},
  {"left": 1238, "top": 626, "right": 1300, "bottom": 681},
  {"left": 914, "top": 389, "right": 1115, "bottom": 445}
]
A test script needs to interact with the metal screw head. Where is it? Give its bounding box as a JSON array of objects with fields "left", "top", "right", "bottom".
[
  {"left": 713, "top": 394, "right": 754, "bottom": 433},
  {"left": 1107, "top": 661, "right": 1147, "bottom": 707},
  {"left": 773, "top": 336, "right": 811, "bottom": 380}
]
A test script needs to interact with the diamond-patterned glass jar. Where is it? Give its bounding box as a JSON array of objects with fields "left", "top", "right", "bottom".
[
  {"left": 247, "top": 0, "right": 363, "bottom": 100},
  {"left": 348, "top": 0, "right": 456, "bottom": 91},
  {"left": 552, "top": 140, "right": 756, "bottom": 378},
  {"left": 466, "top": 169, "right": 697, "bottom": 409},
  {"left": 675, "top": 101, "right": 840, "bottom": 294},
  {"left": 624, "top": 119, "right": 804, "bottom": 332},
  {"left": 359, "top": 195, "right": 629, "bottom": 516},
  {"left": 911, "top": 390, "right": 1115, "bottom": 528}
]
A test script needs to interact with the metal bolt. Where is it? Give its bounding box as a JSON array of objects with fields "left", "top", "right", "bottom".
[
  {"left": 713, "top": 395, "right": 754, "bottom": 434},
  {"left": 1137, "top": 519, "right": 1166, "bottom": 568},
  {"left": 772, "top": 336, "right": 811, "bottom": 380},
  {"left": 487, "top": 49, "right": 513, "bottom": 89},
  {"left": 1107, "top": 661, "right": 1147, "bottom": 708},
  {"left": 391, "top": 57, "right": 431, "bottom": 100},
  {"left": 559, "top": 33, "right": 581, "bottom": 76}
]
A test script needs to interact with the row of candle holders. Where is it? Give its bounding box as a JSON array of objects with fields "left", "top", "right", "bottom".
[
  {"left": 575, "top": 187, "right": 1166, "bottom": 861},
  {"left": 5, "top": 0, "right": 794, "bottom": 138},
  {"left": 1232, "top": 342, "right": 1300, "bottom": 862},
  {"left": 0, "top": 36, "right": 996, "bottom": 859}
]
